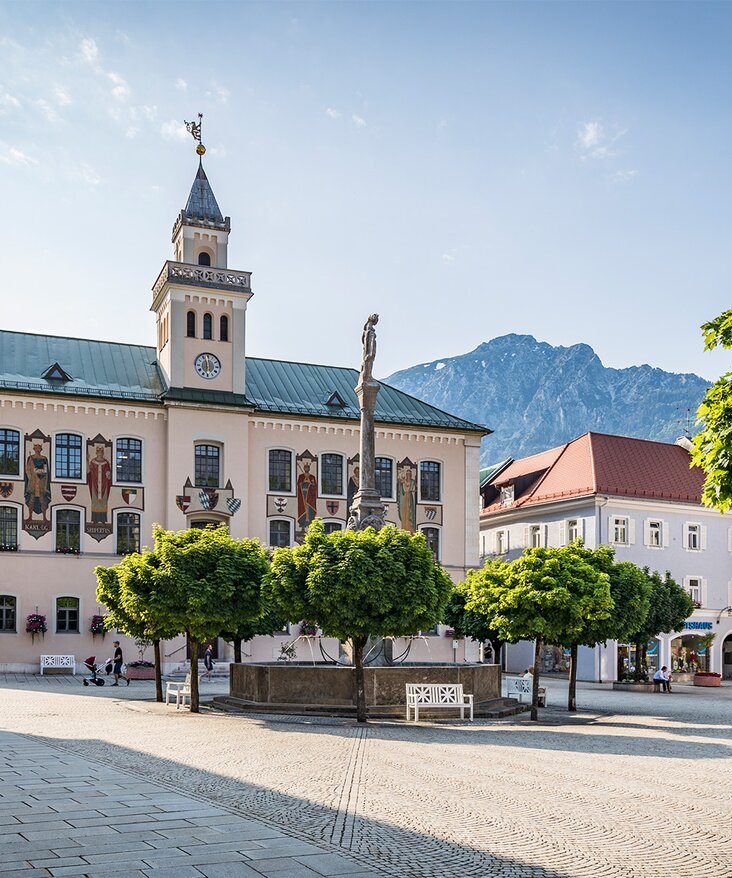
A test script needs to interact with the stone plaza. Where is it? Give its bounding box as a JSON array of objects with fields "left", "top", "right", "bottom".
[{"left": 0, "top": 676, "right": 730, "bottom": 878}]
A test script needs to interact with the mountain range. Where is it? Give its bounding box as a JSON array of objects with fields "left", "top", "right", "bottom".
[{"left": 385, "top": 334, "right": 710, "bottom": 464}]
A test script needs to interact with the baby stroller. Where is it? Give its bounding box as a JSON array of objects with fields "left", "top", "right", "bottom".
[{"left": 82, "top": 656, "right": 105, "bottom": 687}]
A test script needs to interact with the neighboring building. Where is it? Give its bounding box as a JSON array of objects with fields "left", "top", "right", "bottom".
[
  {"left": 480, "top": 432, "right": 732, "bottom": 681},
  {"left": 0, "top": 157, "right": 487, "bottom": 672}
]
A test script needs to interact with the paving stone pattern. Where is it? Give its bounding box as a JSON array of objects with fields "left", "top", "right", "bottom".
[{"left": 0, "top": 676, "right": 731, "bottom": 877}]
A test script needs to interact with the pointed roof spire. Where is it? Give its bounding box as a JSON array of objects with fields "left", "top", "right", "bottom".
[{"left": 183, "top": 161, "right": 225, "bottom": 225}]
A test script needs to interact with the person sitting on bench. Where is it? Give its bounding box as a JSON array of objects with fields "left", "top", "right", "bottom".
[{"left": 653, "top": 666, "right": 670, "bottom": 692}]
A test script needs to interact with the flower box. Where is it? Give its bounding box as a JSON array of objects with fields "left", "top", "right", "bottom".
[
  {"left": 693, "top": 673, "right": 721, "bottom": 688},
  {"left": 126, "top": 666, "right": 156, "bottom": 680}
]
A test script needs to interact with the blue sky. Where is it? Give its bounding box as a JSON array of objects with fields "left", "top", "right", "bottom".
[{"left": 1, "top": 1, "right": 730, "bottom": 381}]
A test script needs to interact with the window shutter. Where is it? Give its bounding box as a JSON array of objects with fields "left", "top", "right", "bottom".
[
  {"left": 506, "top": 531, "right": 510, "bottom": 552},
  {"left": 662, "top": 521, "right": 670, "bottom": 548},
  {"left": 559, "top": 521, "right": 567, "bottom": 546},
  {"left": 628, "top": 519, "right": 636, "bottom": 545},
  {"left": 701, "top": 525, "right": 707, "bottom": 551},
  {"left": 524, "top": 526, "right": 530, "bottom": 548},
  {"left": 683, "top": 523, "right": 689, "bottom": 548},
  {"left": 701, "top": 578, "right": 708, "bottom": 608},
  {"left": 643, "top": 520, "right": 651, "bottom": 546},
  {"left": 542, "top": 525, "right": 548, "bottom": 547},
  {"left": 579, "top": 518, "right": 586, "bottom": 543}
]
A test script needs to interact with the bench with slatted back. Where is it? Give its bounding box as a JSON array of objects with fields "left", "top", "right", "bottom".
[
  {"left": 506, "top": 677, "right": 546, "bottom": 707},
  {"left": 40, "top": 655, "right": 76, "bottom": 675},
  {"left": 405, "top": 683, "right": 474, "bottom": 722}
]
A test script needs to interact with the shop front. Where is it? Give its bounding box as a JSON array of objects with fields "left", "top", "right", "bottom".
[
  {"left": 616, "top": 639, "right": 660, "bottom": 681},
  {"left": 539, "top": 644, "right": 571, "bottom": 674}
]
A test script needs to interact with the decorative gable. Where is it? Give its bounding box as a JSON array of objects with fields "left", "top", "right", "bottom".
[
  {"left": 42, "top": 362, "right": 72, "bottom": 382},
  {"left": 325, "top": 391, "right": 346, "bottom": 408}
]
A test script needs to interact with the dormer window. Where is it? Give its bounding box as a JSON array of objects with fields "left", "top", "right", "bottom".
[
  {"left": 203, "top": 313, "right": 213, "bottom": 340},
  {"left": 42, "top": 362, "right": 71, "bottom": 382},
  {"left": 500, "top": 485, "right": 514, "bottom": 506},
  {"left": 198, "top": 251, "right": 211, "bottom": 266},
  {"left": 186, "top": 311, "right": 196, "bottom": 338},
  {"left": 325, "top": 391, "right": 346, "bottom": 408}
]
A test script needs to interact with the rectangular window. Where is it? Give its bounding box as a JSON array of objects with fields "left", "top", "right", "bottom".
[
  {"left": 649, "top": 521, "right": 662, "bottom": 547},
  {"left": 55, "top": 433, "right": 82, "bottom": 480},
  {"left": 116, "top": 513, "right": 140, "bottom": 555},
  {"left": 321, "top": 453, "right": 344, "bottom": 496},
  {"left": 422, "top": 526, "right": 440, "bottom": 560},
  {"left": 56, "top": 596, "right": 79, "bottom": 633},
  {"left": 116, "top": 438, "right": 142, "bottom": 483},
  {"left": 687, "top": 578, "right": 702, "bottom": 605},
  {"left": 0, "top": 429, "right": 20, "bottom": 476},
  {"left": 496, "top": 530, "right": 505, "bottom": 555},
  {"left": 269, "top": 519, "right": 291, "bottom": 548},
  {"left": 375, "top": 457, "right": 393, "bottom": 499},
  {"left": 567, "top": 519, "right": 579, "bottom": 543},
  {"left": 613, "top": 517, "right": 628, "bottom": 545},
  {"left": 500, "top": 485, "right": 514, "bottom": 506},
  {"left": 530, "top": 525, "right": 541, "bottom": 548},
  {"left": 0, "top": 595, "right": 16, "bottom": 632},
  {"left": 324, "top": 521, "right": 343, "bottom": 535},
  {"left": 56, "top": 509, "right": 80, "bottom": 553},
  {"left": 419, "top": 461, "right": 441, "bottom": 502},
  {"left": 194, "top": 444, "right": 220, "bottom": 488},
  {"left": 268, "top": 449, "right": 292, "bottom": 493},
  {"left": 0, "top": 506, "right": 17, "bottom": 549},
  {"left": 687, "top": 524, "right": 700, "bottom": 551}
]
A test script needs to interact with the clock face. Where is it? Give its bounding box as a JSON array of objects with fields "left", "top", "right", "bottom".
[{"left": 194, "top": 352, "right": 221, "bottom": 380}]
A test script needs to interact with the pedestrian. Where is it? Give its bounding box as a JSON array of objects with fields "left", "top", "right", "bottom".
[
  {"left": 200, "top": 643, "right": 214, "bottom": 682},
  {"left": 111, "top": 640, "right": 130, "bottom": 687},
  {"left": 652, "top": 666, "right": 669, "bottom": 692}
]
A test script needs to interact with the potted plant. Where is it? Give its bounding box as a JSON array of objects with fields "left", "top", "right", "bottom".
[
  {"left": 693, "top": 671, "right": 722, "bottom": 688},
  {"left": 126, "top": 639, "right": 156, "bottom": 679},
  {"left": 300, "top": 621, "right": 318, "bottom": 636},
  {"left": 90, "top": 615, "right": 107, "bottom": 638},
  {"left": 26, "top": 613, "right": 47, "bottom": 643}
]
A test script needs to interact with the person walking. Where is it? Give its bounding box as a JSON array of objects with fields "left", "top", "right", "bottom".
[
  {"left": 111, "top": 641, "right": 130, "bottom": 686},
  {"left": 200, "top": 643, "right": 214, "bottom": 682}
]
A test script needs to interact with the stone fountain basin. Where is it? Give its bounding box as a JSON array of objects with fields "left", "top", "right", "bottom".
[{"left": 221, "top": 662, "right": 504, "bottom": 717}]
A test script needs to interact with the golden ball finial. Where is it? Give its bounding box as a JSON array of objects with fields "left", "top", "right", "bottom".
[{"left": 196, "top": 143, "right": 206, "bottom": 156}]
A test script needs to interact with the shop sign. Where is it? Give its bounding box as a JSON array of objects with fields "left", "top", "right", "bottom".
[{"left": 684, "top": 620, "right": 713, "bottom": 630}]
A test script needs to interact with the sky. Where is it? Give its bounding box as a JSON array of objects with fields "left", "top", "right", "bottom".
[{"left": 0, "top": 1, "right": 730, "bottom": 381}]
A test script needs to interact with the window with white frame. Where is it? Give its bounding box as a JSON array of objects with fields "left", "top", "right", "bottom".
[
  {"left": 686, "top": 577, "right": 702, "bottom": 606},
  {"left": 56, "top": 596, "right": 79, "bottom": 633},
  {"left": 324, "top": 521, "right": 343, "bottom": 535},
  {"left": 56, "top": 509, "right": 81, "bottom": 553},
  {"left": 0, "top": 506, "right": 18, "bottom": 549},
  {"left": 421, "top": 526, "right": 440, "bottom": 560},
  {"left": 567, "top": 519, "right": 579, "bottom": 543},
  {"left": 529, "top": 524, "right": 542, "bottom": 548},
  {"left": 194, "top": 444, "right": 220, "bottom": 488},
  {"left": 115, "top": 438, "right": 142, "bottom": 483},
  {"left": 55, "top": 433, "right": 82, "bottom": 480},
  {"left": 0, "top": 595, "right": 16, "bottom": 632},
  {"left": 495, "top": 530, "right": 507, "bottom": 555},
  {"left": 269, "top": 519, "right": 292, "bottom": 548},
  {"left": 685, "top": 523, "right": 704, "bottom": 551},
  {"left": 321, "top": 453, "right": 344, "bottom": 496},
  {"left": 419, "top": 461, "right": 441, "bottom": 503},
  {"left": 648, "top": 520, "right": 662, "bottom": 547},
  {"left": 268, "top": 449, "right": 293, "bottom": 493},
  {"left": 0, "top": 429, "right": 20, "bottom": 476},
  {"left": 612, "top": 517, "right": 628, "bottom": 545},
  {"left": 500, "top": 485, "right": 514, "bottom": 506},
  {"left": 375, "top": 457, "right": 394, "bottom": 499},
  {"left": 116, "top": 512, "right": 140, "bottom": 555}
]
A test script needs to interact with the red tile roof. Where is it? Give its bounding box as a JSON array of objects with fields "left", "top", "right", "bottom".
[{"left": 481, "top": 432, "right": 705, "bottom": 514}]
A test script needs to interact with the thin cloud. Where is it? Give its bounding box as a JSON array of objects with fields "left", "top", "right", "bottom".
[
  {"left": 108, "top": 72, "right": 129, "bottom": 102},
  {"left": 34, "top": 99, "right": 59, "bottom": 122},
  {"left": 325, "top": 107, "right": 341, "bottom": 120},
  {"left": 610, "top": 169, "right": 639, "bottom": 184},
  {"left": 206, "top": 81, "right": 230, "bottom": 104},
  {"left": 442, "top": 253, "right": 456, "bottom": 263},
  {"left": 0, "top": 145, "right": 38, "bottom": 166},
  {"left": 351, "top": 114, "right": 367, "bottom": 128},
  {"left": 54, "top": 85, "right": 72, "bottom": 106},
  {"left": 79, "top": 37, "right": 99, "bottom": 67},
  {"left": 175, "top": 78, "right": 188, "bottom": 92},
  {"left": 576, "top": 119, "right": 627, "bottom": 160},
  {"left": 75, "top": 162, "right": 101, "bottom": 185},
  {"left": 161, "top": 119, "right": 189, "bottom": 142},
  {"left": 0, "top": 88, "right": 21, "bottom": 109}
]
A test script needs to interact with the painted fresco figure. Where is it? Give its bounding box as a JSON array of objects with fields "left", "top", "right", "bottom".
[
  {"left": 24, "top": 442, "right": 51, "bottom": 522},
  {"left": 396, "top": 462, "right": 416, "bottom": 532},
  {"left": 88, "top": 444, "right": 112, "bottom": 523},
  {"left": 347, "top": 465, "right": 360, "bottom": 514},
  {"left": 297, "top": 461, "right": 317, "bottom": 533}
]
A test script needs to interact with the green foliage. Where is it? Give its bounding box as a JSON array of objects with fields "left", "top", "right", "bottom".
[
  {"left": 628, "top": 570, "right": 693, "bottom": 644},
  {"left": 464, "top": 545, "right": 612, "bottom": 646},
  {"left": 220, "top": 605, "right": 285, "bottom": 645},
  {"left": 691, "top": 309, "right": 732, "bottom": 511},
  {"left": 266, "top": 521, "right": 452, "bottom": 642},
  {"left": 444, "top": 582, "right": 499, "bottom": 644}
]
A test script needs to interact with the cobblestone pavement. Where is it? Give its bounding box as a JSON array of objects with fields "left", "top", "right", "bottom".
[{"left": 0, "top": 675, "right": 730, "bottom": 878}]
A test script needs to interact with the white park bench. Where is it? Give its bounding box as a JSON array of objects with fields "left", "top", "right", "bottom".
[
  {"left": 165, "top": 673, "right": 191, "bottom": 709},
  {"left": 40, "top": 655, "right": 76, "bottom": 675},
  {"left": 405, "top": 683, "right": 474, "bottom": 722},
  {"left": 506, "top": 677, "right": 546, "bottom": 707}
]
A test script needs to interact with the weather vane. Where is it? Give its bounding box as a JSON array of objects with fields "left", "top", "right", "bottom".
[{"left": 184, "top": 112, "right": 206, "bottom": 156}]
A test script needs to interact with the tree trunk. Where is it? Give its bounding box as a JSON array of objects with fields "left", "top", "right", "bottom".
[
  {"left": 568, "top": 642, "right": 578, "bottom": 712},
  {"left": 531, "top": 635, "right": 543, "bottom": 722},
  {"left": 353, "top": 635, "right": 368, "bottom": 723},
  {"left": 640, "top": 642, "right": 648, "bottom": 680},
  {"left": 633, "top": 640, "right": 644, "bottom": 682},
  {"left": 188, "top": 632, "right": 200, "bottom": 713},
  {"left": 153, "top": 639, "right": 163, "bottom": 703},
  {"left": 234, "top": 637, "right": 242, "bottom": 664}
]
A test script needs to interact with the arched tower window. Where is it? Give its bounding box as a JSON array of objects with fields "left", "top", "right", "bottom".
[
  {"left": 186, "top": 311, "right": 196, "bottom": 338},
  {"left": 220, "top": 315, "right": 229, "bottom": 342},
  {"left": 198, "top": 251, "right": 211, "bottom": 266},
  {"left": 203, "top": 313, "right": 213, "bottom": 340}
]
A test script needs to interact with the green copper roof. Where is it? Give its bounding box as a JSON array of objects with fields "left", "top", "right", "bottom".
[
  {"left": 0, "top": 330, "right": 489, "bottom": 433},
  {"left": 480, "top": 459, "right": 512, "bottom": 487}
]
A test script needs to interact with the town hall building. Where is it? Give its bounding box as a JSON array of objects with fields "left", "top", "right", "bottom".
[{"left": 0, "top": 156, "right": 487, "bottom": 672}]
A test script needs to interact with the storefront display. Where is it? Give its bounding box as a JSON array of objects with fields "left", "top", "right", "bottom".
[
  {"left": 540, "top": 644, "right": 571, "bottom": 674},
  {"left": 617, "top": 639, "right": 660, "bottom": 681},
  {"left": 671, "top": 634, "right": 709, "bottom": 673}
]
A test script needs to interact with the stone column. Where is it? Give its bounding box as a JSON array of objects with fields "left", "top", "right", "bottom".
[{"left": 348, "top": 378, "right": 386, "bottom": 530}]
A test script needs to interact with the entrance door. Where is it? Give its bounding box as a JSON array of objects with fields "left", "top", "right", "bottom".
[{"left": 723, "top": 635, "right": 732, "bottom": 679}]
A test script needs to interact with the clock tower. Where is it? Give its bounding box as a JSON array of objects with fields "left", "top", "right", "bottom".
[{"left": 151, "top": 149, "right": 252, "bottom": 398}]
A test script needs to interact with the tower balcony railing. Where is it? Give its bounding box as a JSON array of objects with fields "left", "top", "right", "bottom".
[{"left": 152, "top": 261, "right": 252, "bottom": 300}]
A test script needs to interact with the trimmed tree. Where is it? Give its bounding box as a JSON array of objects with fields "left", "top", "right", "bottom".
[
  {"left": 221, "top": 605, "right": 286, "bottom": 664},
  {"left": 266, "top": 520, "right": 453, "bottom": 723},
  {"left": 444, "top": 583, "right": 504, "bottom": 665},
  {"left": 153, "top": 525, "right": 265, "bottom": 712},
  {"left": 627, "top": 570, "right": 694, "bottom": 681},
  {"left": 691, "top": 309, "right": 732, "bottom": 511},
  {"left": 465, "top": 545, "right": 611, "bottom": 721},
  {"left": 95, "top": 552, "right": 180, "bottom": 703}
]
